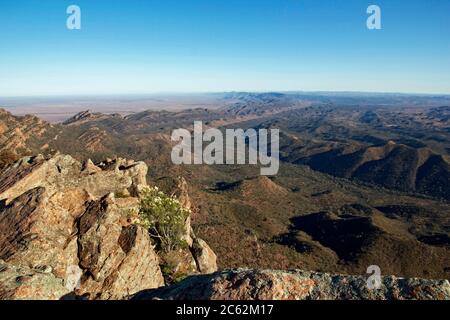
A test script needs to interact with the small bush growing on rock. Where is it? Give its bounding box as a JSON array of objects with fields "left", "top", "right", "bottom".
[{"left": 137, "top": 186, "right": 190, "bottom": 253}]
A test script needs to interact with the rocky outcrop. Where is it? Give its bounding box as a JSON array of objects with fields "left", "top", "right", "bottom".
[
  {"left": 0, "top": 154, "right": 147, "bottom": 203},
  {"left": 0, "top": 153, "right": 218, "bottom": 300},
  {"left": 0, "top": 109, "right": 52, "bottom": 157},
  {"left": 62, "top": 110, "right": 102, "bottom": 125},
  {"left": 0, "top": 154, "right": 163, "bottom": 299},
  {"left": 133, "top": 269, "right": 450, "bottom": 300}
]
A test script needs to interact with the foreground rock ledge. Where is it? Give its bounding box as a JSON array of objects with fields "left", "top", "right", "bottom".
[{"left": 132, "top": 269, "right": 450, "bottom": 300}]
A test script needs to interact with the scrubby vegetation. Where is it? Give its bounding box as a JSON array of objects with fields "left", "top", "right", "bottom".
[{"left": 137, "top": 186, "right": 190, "bottom": 253}]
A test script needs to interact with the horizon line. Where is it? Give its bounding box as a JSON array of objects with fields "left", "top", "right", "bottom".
[{"left": 2, "top": 89, "right": 450, "bottom": 99}]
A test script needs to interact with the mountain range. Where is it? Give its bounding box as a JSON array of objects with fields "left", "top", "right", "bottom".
[{"left": 0, "top": 92, "right": 449, "bottom": 299}]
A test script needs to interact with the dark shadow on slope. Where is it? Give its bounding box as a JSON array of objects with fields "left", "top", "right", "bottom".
[{"left": 275, "top": 211, "right": 382, "bottom": 261}]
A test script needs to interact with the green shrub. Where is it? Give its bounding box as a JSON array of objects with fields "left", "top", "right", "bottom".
[{"left": 137, "top": 186, "right": 190, "bottom": 253}]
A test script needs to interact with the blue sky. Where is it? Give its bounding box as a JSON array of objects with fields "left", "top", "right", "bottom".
[{"left": 0, "top": 0, "right": 449, "bottom": 96}]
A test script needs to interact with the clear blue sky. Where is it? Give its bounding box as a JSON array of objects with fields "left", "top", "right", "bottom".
[{"left": 1, "top": 0, "right": 449, "bottom": 96}]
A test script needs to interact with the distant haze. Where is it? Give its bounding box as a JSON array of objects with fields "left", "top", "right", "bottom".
[
  {"left": 2, "top": 91, "right": 450, "bottom": 123},
  {"left": 0, "top": 94, "right": 226, "bottom": 122}
]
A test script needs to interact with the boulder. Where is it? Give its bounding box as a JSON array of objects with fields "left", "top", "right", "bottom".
[{"left": 191, "top": 237, "right": 218, "bottom": 274}]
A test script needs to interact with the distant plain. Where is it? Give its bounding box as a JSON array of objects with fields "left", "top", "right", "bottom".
[{"left": 0, "top": 94, "right": 226, "bottom": 122}]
